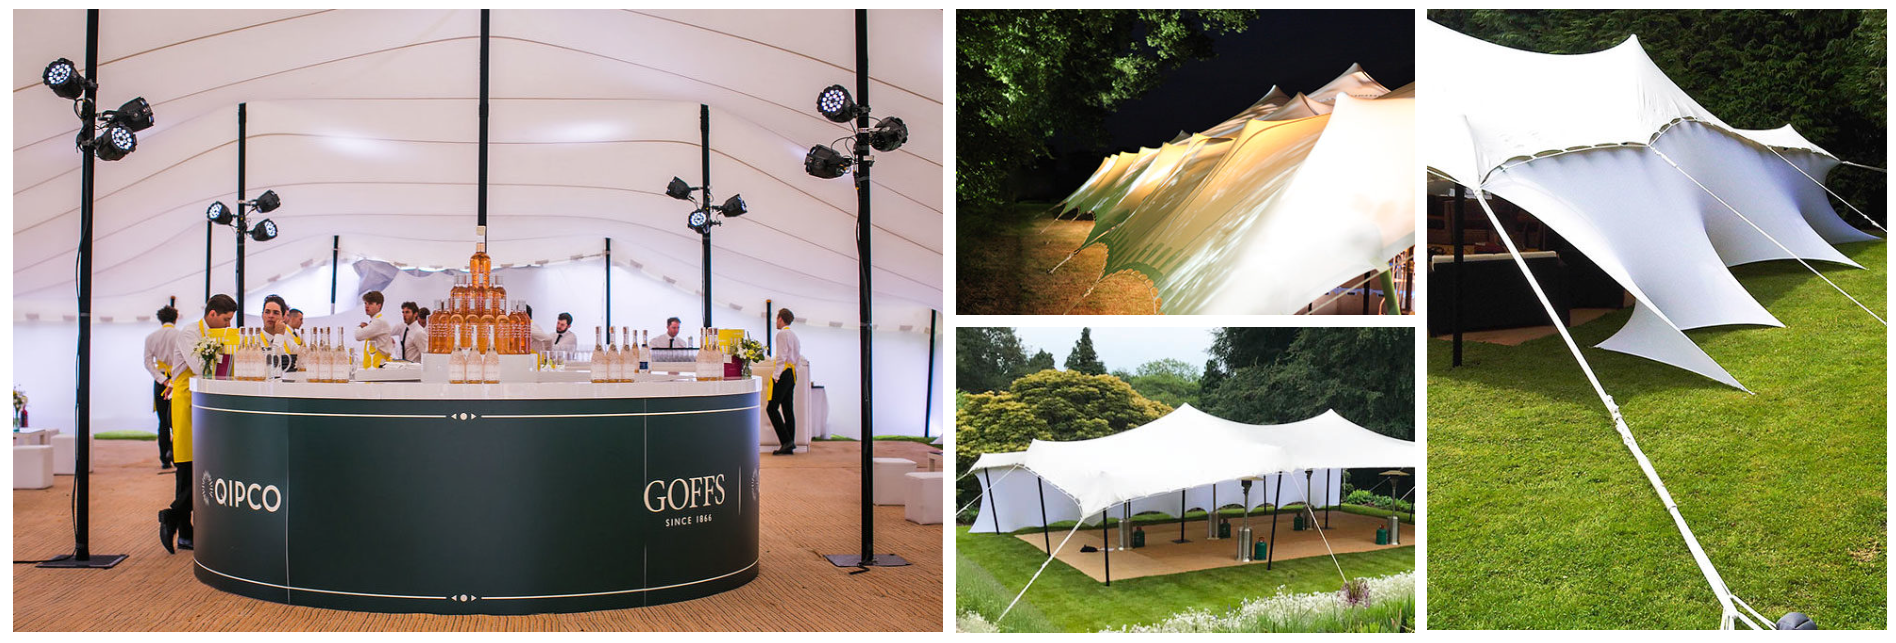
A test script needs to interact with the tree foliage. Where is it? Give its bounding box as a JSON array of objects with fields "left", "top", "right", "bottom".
[
  {"left": 1202, "top": 328, "right": 1414, "bottom": 440},
  {"left": 956, "top": 370, "right": 1174, "bottom": 510},
  {"left": 1124, "top": 358, "right": 1202, "bottom": 408},
  {"left": 1026, "top": 349, "right": 1057, "bottom": 373},
  {"left": 1431, "top": 9, "right": 1887, "bottom": 225},
  {"left": 956, "top": 327, "right": 1030, "bottom": 394},
  {"left": 1064, "top": 327, "right": 1107, "bottom": 375},
  {"left": 956, "top": 10, "right": 1255, "bottom": 225}
]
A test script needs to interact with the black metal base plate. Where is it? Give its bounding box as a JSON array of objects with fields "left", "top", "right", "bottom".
[
  {"left": 824, "top": 553, "right": 911, "bottom": 568},
  {"left": 36, "top": 553, "right": 128, "bottom": 569}
]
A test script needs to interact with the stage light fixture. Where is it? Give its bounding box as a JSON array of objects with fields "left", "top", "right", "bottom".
[
  {"left": 42, "top": 58, "right": 89, "bottom": 100},
  {"left": 869, "top": 116, "right": 907, "bottom": 152},
  {"left": 94, "top": 123, "right": 137, "bottom": 161},
  {"left": 105, "top": 97, "right": 154, "bottom": 132},
  {"left": 687, "top": 209, "right": 710, "bottom": 233},
  {"left": 249, "top": 219, "right": 278, "bottom": 242},
  {"left": 816, "top": 84, "right": 857, "bottom": 123},
  {"left": 714, "top": 194, "right": 747, "bottom": 217},
  {"left": 667, "top": 177, "right": 694, "bottom": 201},
  {"left": 251, "top": 189, "right": 281, "bottom": 214},
  {"left": 804, "top": 144, "right": 850, "bottom": 179},
  {"left": 206, "top": 201, "right": 235, "bottom": 225}
]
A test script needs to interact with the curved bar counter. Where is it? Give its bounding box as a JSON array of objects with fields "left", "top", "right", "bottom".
[{"left": 189, "top": 377, "right": 762, "bottom": 614}]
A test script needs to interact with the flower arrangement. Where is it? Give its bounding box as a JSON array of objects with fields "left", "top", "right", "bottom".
[
  {"left": 737, "top": 337, "right": 767, "bottom": 378},
  {"left": 12, "top": 388, "right": 25, "bottom": 412},
  {"left": 194, "top": 334, "right": 226, "bottom": 377}
]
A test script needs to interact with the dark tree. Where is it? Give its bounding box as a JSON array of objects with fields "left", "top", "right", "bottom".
[
  {"left": 955, "top": 327, "right": 1030, "bottom": 394},
  {"left": 1064, "top": 327, "right": 1107, "bottom": 375},
  {"left": 1204, "top": 327, "right": 1414, "bottom": 440},
  {"left": 1025, "top": 348, "right": 1057, "bottom": 374}
]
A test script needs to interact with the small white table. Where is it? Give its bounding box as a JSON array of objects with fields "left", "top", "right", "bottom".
[{"left": 12, "top": 428, "right": 53, "bottom": 446}]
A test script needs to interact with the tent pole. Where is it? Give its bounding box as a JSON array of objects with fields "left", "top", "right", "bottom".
[
  {"left": 700, "top": 103, "right": 712, "bottom": 329},
  {"left": 1325, "top": 469, "right": 1333, "bottom": 528},
  {"left": 1451, "top": 184, "right": 1465, "bottom": 366},
  {"left": 1268, "top": 474, "right": 1282, "bottom": 570},
  {"left": 1036, "top": 477, "right": 1051, "bottom": 554},
  {"left": 328, "top": 236, "right": 339, "bottom": 315},
  {"left": 604, "top": 238, "right": 611, "bottom": 331},
  {"left": 982, "top": 470, "right": 1001, "bottom": 534},
  {"left": 1172, "top": 490, "right": 1189, "bottom": 543},
  {"left": 477, "top": 9, "right": 488, "bottom": 238},
  {"left": 922, "top": 308, "right": 937, "bottom": 438},
  {"left": 235, "top": 102, "right": 246, "bottom": 326},
  {"left": 1102, "top": 510, "right": 1111, "bottom": 586},
  {"left": 204, "top": 222, "right": 212, "bottom": 302},
  {"left": 1362, "top": 271, "right": 1370, "bottom": 314},
  {"left": 765, "top": 299, "right": 773, "bottom": 353}
]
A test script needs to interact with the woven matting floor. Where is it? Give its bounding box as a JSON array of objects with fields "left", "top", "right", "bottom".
[
  {"left": 14, "top": 438, "right": 943, "bottom": 631},
  {"left": 1013, "top": 511, "right": 1410, "bottom": 582}
]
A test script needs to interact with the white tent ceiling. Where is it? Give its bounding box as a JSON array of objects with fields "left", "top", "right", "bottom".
[
  {"left": 13, "top": 9, "right": 943, "bottom": 328},
  {"left": 1420, "top": 21, "right": 1879, "bottom": 389}
]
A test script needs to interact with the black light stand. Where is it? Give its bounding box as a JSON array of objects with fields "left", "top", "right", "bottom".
[
  {"left": 39, "top": 8, "right": 126, "bottom": 570},
  {"left": 823, "top": 8, "right": 909, "bottom": 570}
]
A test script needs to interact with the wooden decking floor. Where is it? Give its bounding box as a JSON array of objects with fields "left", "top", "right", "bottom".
[{"left": 14, "top": 438, "right": 944, "bottom": 631}]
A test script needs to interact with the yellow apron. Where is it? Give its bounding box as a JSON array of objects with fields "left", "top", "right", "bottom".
[
  {"left": 153, "top": 359, "right": 171, "bottom": 412},
  {"left": 170, "top": 372, "right": 194, "bottom": 463}
]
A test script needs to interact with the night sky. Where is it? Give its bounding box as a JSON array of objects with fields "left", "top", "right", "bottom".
[{"left": 1030, "top": 10, "right": 1415, "bottom": 198}]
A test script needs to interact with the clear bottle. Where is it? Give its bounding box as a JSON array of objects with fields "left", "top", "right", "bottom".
[
  {"left": 312, "top": 329, "right": 326, "bottom": 383},
  {"left": 639, "top": 330, "right": 651, "bottom": 374},
  {"left": 483, "top": 325, "right": 501, "bottom": 384},
  {"left": 590, "top": 327, "right": 607, "bottom": 384},
  {"left": 449, "top": 331, "right": 467, "bottom": 384}
]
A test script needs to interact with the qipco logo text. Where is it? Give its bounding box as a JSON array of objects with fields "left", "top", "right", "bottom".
[
  {"left": 643, "top": 475, "right": 727, "bottom": 512},
  {"left": 204, "top": 474, "right": 284, "bottom": 513}
]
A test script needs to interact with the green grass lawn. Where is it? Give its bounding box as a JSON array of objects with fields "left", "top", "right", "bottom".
[
  {"left": 956, "top": 523, "right": 1416, "bottom": 632},
  {"left": 1427, "top": 240, "right": 1886, "bottom": 629}
]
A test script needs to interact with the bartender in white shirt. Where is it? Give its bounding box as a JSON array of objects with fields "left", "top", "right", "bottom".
[
  {"left": 550, "top": 313, "right": 579, "bottom": 352},
  {"left": 259, "top": 295, "right": 297, "bottom": 354},
  {"left": 353, "top": 291, "right": 397, "bottom": 365},
  {"left": 766, "top": 308, "right": 801, "bottom": 456},
  {"left": 142, "top": 305, "right": 181, "bottom": 469},
  {"left": 651, "top": 316, "right": 688, "bottom": 348},
  {"left": 398, "top": 301, "right": 428, "bottom": 361}
]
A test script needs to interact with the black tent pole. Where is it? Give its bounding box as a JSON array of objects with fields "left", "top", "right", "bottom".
[
  {"left": 1101, "top": 510, "right": 1111, "bottom": 586},
  {"left": 234, "top": 102, "right": 246, "bottom": 326},
  {"left": 1172, "top": 490, "right": 1188, "bottom": 543},
  {"left": 41, "top": 8, "right": 125, "bottom": 569},
  {"left": 765, "top": 299, "right": 773, "bottom": 352},
  {"left": 700, "top": 104, "right": 712, "bottom": 329},
  {"left": 604, "top": 238, "right": 612, "bottom": 330},
  {"left": 982, "top": 469, "right": 1000, "bottom": 534},
  {"left": 328, "top": 236, "right": 339, "bottom": 315},
  {"left": 922, "top": 308, "right": 936, "bottom": 438},
  {"left": 477, "top": 9, "right": 488, "bottom": 236},
  {"left": 204, "top": 222, "right": 212, "bottom": 301},
  {"left": 1325, "top": 469, "right": 1333, "bottom": 528},
  {"left": 1452, "top": 184, "right": 1465, "bottom": 366},
  {"left": 1035, "top": 477, "right": 1051, "bottom": 554},
  {"left": 1268, "top": 474, "right": 1282, "bottom": 570}
]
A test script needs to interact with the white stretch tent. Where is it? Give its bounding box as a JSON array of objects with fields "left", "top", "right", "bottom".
[
  {"left": 11, "top": 9, "right": 944, "bottom": 437},
  {"left": 1049, "top": 65, "right": 1414, "bottom": 315},
  {"left": 966, "top": 405, "right": 1414, "bottom": 536},
  {"left": 1421, "top": 21, "right": 1879, "bottom": 390},
  {"left": 1421, "top": 22, "right": 1883, "bottom": 629}
]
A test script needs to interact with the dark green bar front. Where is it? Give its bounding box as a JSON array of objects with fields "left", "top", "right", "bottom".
[{"left": 190, "top": 390, "right": 761, "bottom": 614}]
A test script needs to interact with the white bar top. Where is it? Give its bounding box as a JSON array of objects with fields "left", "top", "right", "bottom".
[{"left": 193, "top": 375, "right": 762, "bottom": 400}]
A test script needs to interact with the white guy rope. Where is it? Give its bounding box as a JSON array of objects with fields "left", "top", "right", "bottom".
[
  {"left": 1764, "top": 147, "right": 1886, "bottom": 232},
  {"left": 1649, "top": 145, "right": 1885, "bottom": 326},
  {"left": 1295, "top": 273, "right": 1382, "bottom": 316},
  {"left": 1289, "top": 473, "right": 1349, "bottom": 586},
  {"left": 1841, "top": 160, "right": 1886, "bottom": 173},
  {"left": 957, "top": 466, "right": 1020, "bottom": 518},
  {"left": 997, "top": 519, "right": 1087, "bottom": 623},
  {"left": 1467, "top": 183, "right": 1760, "bottom": 630}
]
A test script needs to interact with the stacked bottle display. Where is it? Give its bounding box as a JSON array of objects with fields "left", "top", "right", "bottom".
[
  {"left": 590, "top": 327, "right": 653, "bottom": 384},
  {"left": 305, "top": 328, "right": 357, "bottom": 384},
  {"left": 696, "top": 328, "right": 728, "bottom": 381},
  {"left": 429, "top": 239, "right": 530, "bottom": 359}
]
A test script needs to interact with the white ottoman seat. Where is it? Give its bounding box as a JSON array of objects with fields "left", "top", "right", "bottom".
[
  {"left": 14, "top": 445, "right": 55, "bottom": 489},
  {"left": 904, "top": 471, "right": 943, "bottom": 525},
  {"left": 871, "top": 457, "right": 916, "bottom": 505}
]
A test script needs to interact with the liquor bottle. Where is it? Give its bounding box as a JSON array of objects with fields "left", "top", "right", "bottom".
[
  {"left": 470, "top": 230, "right": 491, "bottom": 288},
  {"left": 483, "top": 325, "right": 501, "bottom": 384},
  {"left": 450, "top": 275, "right": 469, "bottom": 319},
  {"left": 639, "top": 330, "right": 651, "bottom": 374},
  {"left": 345, "top": 348, "right": 357, "bottom": 382},
  {"left": 449, "top": 331, "right": 467, "bottom": 384},
  {"left": 237, "top": 330, "right": 251, "bottom": 380},
  {"left": 591, "top": 327, "right": 606, "bottom": 384},
  {"left": 310, "top": 329, "right": 324, "bottom": 383},
  {"left": 478, "top": 293, "right": 498, "bottom": 355},
  {"left": 603, "top": 327, "right": 619, "bottom": 382},
  {"left": 490, "top": 276, "right": 507, "bottom": 328}
]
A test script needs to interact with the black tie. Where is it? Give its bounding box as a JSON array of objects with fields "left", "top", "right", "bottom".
[{"left": 401, "top": 327, "right": 408, "bottom": 360}]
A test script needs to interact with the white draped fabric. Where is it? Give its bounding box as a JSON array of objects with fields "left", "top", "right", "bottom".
[
  {"left": 966, "top": 405, "right": 1413, "bottom": 533},
  {"left": 1420, "top": 22, "right": 1878, "bottom": 389},
  {"left": 13, "top": 9, "right": 943, "bottom": 329}
]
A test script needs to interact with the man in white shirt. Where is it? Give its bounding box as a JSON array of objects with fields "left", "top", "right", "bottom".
[
  {"left": 550, "top": 312, "right": 579, "bottom": 352},
  {"left": 651, "top": 316, "right": 687, "bottom": 348},
  {"left": 399, "top": 301, "right": 428, "bottom": 361},
  {"left": 767, "top": 308, "right": 802, "bottom": 456},
  {"left": 353, "top": 291, "right": 397, "bottom": 364},
  {"left": 142, "top": 305, "right": 181, "bottom": 469},
  {"left": 159, "top": 294, "right": 237, "bottom": 554}
]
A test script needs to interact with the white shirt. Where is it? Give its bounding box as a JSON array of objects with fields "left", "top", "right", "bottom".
[
  {"left": 401, "top": 321, "right": 428, "bottom": 361},
  {"left": 774, "top": 326, "right": 802, "bottom": 377},
  {"left": 353, "top": 312, "right": 397, "bottom": 358},
  {"left": 651, "top": 331, "right": 687, "bottom": 348},
  {"left": 550, "top": 327, "right": 579, "bottom": 351},
  {"left": 169, "top": 319, "right": 212, "bottom": 380},
  {"left": 143, "top": 323, "right": 180, "bottom": 383},
  {"left": 261, "top": 326, "right": 297, "bottom": 355},
  {"left": 530, "top": 323, "right": 554, "bottom": 352}
]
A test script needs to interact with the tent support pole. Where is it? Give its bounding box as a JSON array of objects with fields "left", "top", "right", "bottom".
[
  {"left": 604, "top": 238, "right": 611, "bottom": 331},
  {"left": 982, "top": 470, "right": 1000, "bottom": 534},
  {"left": 476, "top": 9, "right": 488, "bottom": 237},
  {"left": 1362, "top": 271, "right": 1371, "bottom": 314},
  {"left": 1451, "top": 184, "right": 1464, "bottom": 366},
  {"left": 1325, "top": 469, "right": 1332, "bottom": 528},
  {"left": 700, "top": 103, "right": 712, "bottom": 329},
  {"left": 1102, "top": 510, "right": 1111, "bottom": 586},
  {"left": 1268, "top": 474, "right": 1282, "bottom": 570},
  {"left": 922, "top": 308, "right": 936, "bottom": 438},
  {"left": 1036, "top": 477, "right": 1051, "bottom": 554},
  {"left": 1172, "top": 490, "right": 1189, "bottom": 543},
  {"left": 328, "top": 236, "right": 339, "bottom": 315},
  {"left": 234, "top": 102, "right": 246, "bottom": 326},
  {"left": 204, "top": 222, "right": 212, "bottom": 302}
]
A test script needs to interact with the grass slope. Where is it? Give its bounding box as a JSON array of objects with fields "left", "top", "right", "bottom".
[
  {"left": 956, "top": 525, "right": 1415, "bottom": 632},
  {"left": 956, "top": 203, "right": 1159, "bottom": 314},
  {"left": 1427, "top": 241, "right": 1887, "bottom": 629}
]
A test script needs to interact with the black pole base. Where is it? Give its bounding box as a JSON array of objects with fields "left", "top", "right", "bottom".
[
  {"left": 36, "top": 553, "right": 128, "bottom": 569},
  {"left": 1170, "top": 539, "right": 1191, "bottom": 544},
  {"left": 824, "top": 553, "right": 911, "bottom": 568}
]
